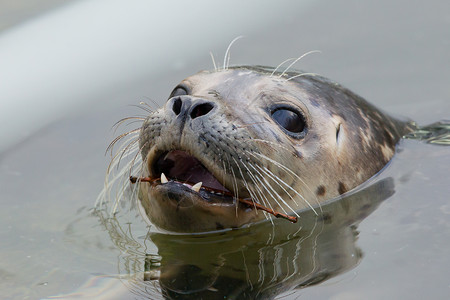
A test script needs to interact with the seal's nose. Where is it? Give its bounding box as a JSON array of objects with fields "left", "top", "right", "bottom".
[
  {"left": 170, "top": 96, "right": 215, "bottom": 119},
  {"left": 189, "top": 102, "right": 214, "bottom": 119}
]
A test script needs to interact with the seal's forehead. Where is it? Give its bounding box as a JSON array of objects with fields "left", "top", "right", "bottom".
[
  {"left": 188, "top": 68, "right": 265, "bottom": 84},
  {"left": 182, "top": 68, "right": 282, "bottom": 97}
]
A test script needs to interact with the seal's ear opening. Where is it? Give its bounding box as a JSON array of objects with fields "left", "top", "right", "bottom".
[{"left": 336, "top": 124, "right": 342, "bottom": 143}]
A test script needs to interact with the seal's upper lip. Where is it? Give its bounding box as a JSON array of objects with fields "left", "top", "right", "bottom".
[{"left": 151, "top": 149, "right": 233, "bottom": 198}]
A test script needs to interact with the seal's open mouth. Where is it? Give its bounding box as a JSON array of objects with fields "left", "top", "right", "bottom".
[
  {"left": 151, "top": 150, "right": 235, "bottom": 203},
  {"left": 130, "top": 149, "right": 297, "bottom": 223}
]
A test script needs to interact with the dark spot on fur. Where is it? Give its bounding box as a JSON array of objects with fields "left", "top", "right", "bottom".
[
  {"left": 316, "top": 185, "right": 326, "bottom": 196},
  {"left": 338, "top": 182, "right": 347, "bottom": 195},
  {"left": 360, "top": 204, "right": 372, "bottom": 211},
  {"left": 319, "top": 213, "right": 332, "bottom": 224},
  {"left": 216, "top": 222, "right": 224, "bottom": 230}
]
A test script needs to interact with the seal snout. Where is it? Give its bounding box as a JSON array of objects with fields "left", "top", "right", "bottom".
[{"left": 169, "top": 95, "right": 216, "bottom": 120}]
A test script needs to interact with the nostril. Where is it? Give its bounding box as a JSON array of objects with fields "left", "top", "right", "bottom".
[
  {"left": 190, "top": 103, "right": 214, "bottom": 119},
  {"left": 172, "top": 98, "right": 182, "bottom": 115}
]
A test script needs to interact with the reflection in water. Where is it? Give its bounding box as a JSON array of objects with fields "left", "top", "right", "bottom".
[{"left": 95, "top": 177, "right": 395, "bottom": 299}]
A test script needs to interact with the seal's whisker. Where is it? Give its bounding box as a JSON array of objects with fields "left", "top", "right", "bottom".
[
  {"left": 244, "top": 162, "right": 287, "bottom": 215},
  {"left": 245, "top": 162, "right": 291, "bottom": 216},
  {"left": 251, "top": 175, "right": 287, "bottom": 223},
  {"left": 122, "top": 120, "right": 145, "bottom": 128},
  {"left": 220, "top": 158, "right": 241, "bottom": 214},
  {"left": 113, "top": 119, "right": 145, "bottom": 131},
  {"left": 100, "top": 149, "right": 142, "bottom": 211},
  {"left": 112, "top": 116, "right": 146, "bottom": 129},
  {"left": 231, "top": 156, "right": 256, "bottom": 217},
  {"left": 248, "top": 152, "right": 320, "bottom": 214},
  {"left": 223, "top": 36, "right": 244, "bottom": 70},
  {"left": 248, "top": 138, "right": 297, "bottom": 155},
  {"left": 224, "top": 154, "right": 240, "bottom": 204},
  {"left": 111, "top": 160, "right": 143, "bottom": 215},
  {"left": 106, "top": 140, "right": 140, "bottom": 186},
  {"left": 244, "top": 171, "right": 276, "bottom": 222},
  {"left": 270, "top": 58, "right": 296, "bottom": 77},
  {"left": 209, "top": 51, "right": 218, "bottom": 72},
  {"left": 228, "top": 153, "right": 269, "bottom": 211},
  {"left": 107, "top": 138, "right": 144, "bottom": 214},
  {"left": 113, "top": 136, "right": 140, "bottom": 172},
  {"left": 129, "top": 104, "right": 155, "bottom": 114},
  {"left": 221, "top": 159, "right": 229, "bottom": 195},
  {"left": 255, "top": 164, "right": 306, "bottom": 216},
  {"left": 217, "top": 133, "right": 282, "bottom": 221},
  {"left": 252, "top": 163, "right": 301, "bottom": 215},
  {"left": 285, "top": 72, "right": 319, "bottom": 82},
  {"left": 237, "top": 159, "right": 276, "bottom": 222},
  {"left": 236, "top": 122, "right": 267, "bottom": 128},
  {"left": 248, "top": 188, "right": 271, "bottom": 222},
  {"left": 126, "top": 163, "right": 144, "bottom": 211},
  {"left": 279, "top": 50, "right": 321, "bottom": 78},
  {"left": 140, "top": 97, "right": 162, "bottom": 110},
  {"left": 107, "top": 134, "right": 140, "bottom": 173},
  {"left": 128, "top": 140, "right": 149, "bottom": 178},
  {"left": 106, "top": 128, "right": 141, "bottom": 156}
]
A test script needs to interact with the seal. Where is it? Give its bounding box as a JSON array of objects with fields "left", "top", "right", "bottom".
[{"left": 135, "top": 66, "right": 413, "bottom": 232}]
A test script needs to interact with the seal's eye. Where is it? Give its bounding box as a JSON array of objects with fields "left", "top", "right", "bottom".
[
  {"left": 271, "top": 108, "right": 305, "bottom": 134},
  {"left": 169, "top": 86, "right": 188, "bottom": 98}
]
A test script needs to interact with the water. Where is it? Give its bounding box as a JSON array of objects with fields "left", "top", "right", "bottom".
[{"left": 1, "top": 0, "right": 449, "bottom": 299}]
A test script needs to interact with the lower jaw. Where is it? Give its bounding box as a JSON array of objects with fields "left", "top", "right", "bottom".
[{"left": 139, "top": 185, "right": 259, "bottom": 233}]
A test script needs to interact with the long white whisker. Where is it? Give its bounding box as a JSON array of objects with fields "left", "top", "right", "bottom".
[
  {"left": 248, "top": 151, "right": 320, "bottom": 214},
  {"left": 231, "top": 156, "right": 257, "bottom": 217},
  {"left": 106, "top": 128, "right": 140, "bottom": 156},
  {"left": 279, "top": 50, "right": 321, "bottom": 77},
  {"left": 238, "top": 158, "right": 287, "bottom": 216},
  {"left": 234, "top": 157, "right": 275, "bottom": 221},
  {"left": 245, "top": 162, "right": 291, "bottom": 216},
  {"left": 270, "top": 58, "right": 295, "bottom": 77},
  {"left": 244, "top": 171, "right": 275, "bottom": 223},
  {"left": 286, "top": 72, "right": 319, "bottom": 82},
  {"left": 253, "top": 162, "right": 301, "bottom": 210},
  {"left": 107, "top": 134, "right": 140, "bottom": 173},
  {"left": 250, "top": 138, "right": 296, "bottom": 154},
  {"left": 209, "top": 51, "right": 217, "bottom": 71},
  {"left": 256, "top": 164, "right": 310, "bottom": 216},
  {"left": 223, "top": 36, "right": 244, "bottom": 70},
  {"left": 224, "top": 154, "right": 239, "bottom": 203}
]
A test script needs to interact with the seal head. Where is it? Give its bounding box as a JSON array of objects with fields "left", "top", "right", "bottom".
[{"left": 138, "top": 66, "right": 411, "bottom": 232}]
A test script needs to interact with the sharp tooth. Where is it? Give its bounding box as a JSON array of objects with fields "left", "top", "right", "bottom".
[
  {"left": 191, "top": 182, "right": 202, "bottom": 192},
  {"left": 160, "top": 173, "right": 168, "bottom": 184}
]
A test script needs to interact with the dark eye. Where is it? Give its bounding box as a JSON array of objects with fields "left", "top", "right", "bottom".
[
  {"left": 169, "top": 86, "right": 188, "bottom": 98},
  {"left": 271, "top": 108, "right": 306, "bottom": 134}
]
